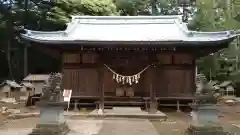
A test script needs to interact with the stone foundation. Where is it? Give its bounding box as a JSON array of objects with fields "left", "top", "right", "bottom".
[
  {"left": 185, "top": 123, "right": 226, "bottom": 135},
  {"left": 28, "top": 122, "right": 70, "bottom": 135}
]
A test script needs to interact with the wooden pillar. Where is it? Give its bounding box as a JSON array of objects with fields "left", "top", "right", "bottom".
[
  {"left": 100, "top": 82, "right": 105, "bottom": 113},
  {"left": 193, "top": 59, "right": 197, "bottom": 95},
  {"left": 23, "top": 45, "right": 28, "bottom": 77},
  {"left": 98, "top": 60, "right": 104, "bottom": 113},
  {"left": 149, "top": 67, "right": 157, "bottom": 113}
]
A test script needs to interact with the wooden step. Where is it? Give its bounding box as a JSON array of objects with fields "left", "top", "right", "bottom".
[
  {"left": 104, "top": 106, "right": 113, "bottom": 109},
  {"left": 95, "top": 101, "right": 145, "bottom": 105}
]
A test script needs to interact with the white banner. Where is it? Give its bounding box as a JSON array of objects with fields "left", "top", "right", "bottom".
[
  {"left": 63, "top": 89, "right": 72, "bottom": 112},
  {"left": 63, "top": 89, "right": 72, "bottom": 102}
]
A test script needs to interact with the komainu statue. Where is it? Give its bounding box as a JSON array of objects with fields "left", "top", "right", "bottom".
[
  {"left": 194, "top": 81, "right": 218, "bottom": 105},
  {"left": 41, "top": 73, "right": 63, "bottom": 102}
]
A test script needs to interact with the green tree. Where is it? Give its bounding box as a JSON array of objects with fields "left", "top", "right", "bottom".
[
  {"left": 77, "top": 0, "right": 119, "bottom": 15},
  {"left": 114, "top": 0, "right": 151, "bottom": 15},
  {"left": 189, "top": 0, "right": 240, "bottom": 81},
  {"left": 114, "top": 0, "right": 182, "bottom": 16},
  {"left": 0, "top": 0, "right": 119, "bottom": 81}
]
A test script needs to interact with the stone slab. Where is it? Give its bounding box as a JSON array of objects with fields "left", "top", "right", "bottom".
[
  {"left": 112, "top": 107, "right": 142, "bottom": 113},
  {"left": 67, "top": 119, "right": 103, "bottom": 135},
  {"left": 89, "top": 109, "right": 167, "bottom": 120},
  {"left": 95, "top": 119, "right": 159, "bottom": 135}
]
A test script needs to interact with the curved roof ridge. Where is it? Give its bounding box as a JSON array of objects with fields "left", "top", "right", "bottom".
[
  {"left": 24, "top": 16, "right": 79, "bottom": 36},
  {"left": 189, "top": 30, "right": 234, "bottom": 37},
  {"left": 173, "top": 19, "right": 190, "bottom": 36},
  {"left": 64, "top": 17, "right": 80, "bottom": 35},
  {"left": 70, "top": 15, "right": 182, "bottom": 24},
  {"left": 26, "top": 30, "right": 65, "bottom": 35},
  {"left": 66, "top": 15, "right": 187, "bottom": 37},
  {"left": 71, "top": 15, "right": 182, "bottom": 20}
]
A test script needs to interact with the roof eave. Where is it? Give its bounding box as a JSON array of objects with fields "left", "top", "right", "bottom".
[{"left": 21, "top": 36, "right": 236, "bottom": 47}]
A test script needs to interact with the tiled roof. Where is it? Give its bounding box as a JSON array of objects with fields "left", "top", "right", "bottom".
[
  {"left": 0, "top": 80, "right": 22, "bottom": 88},
  {"left": 20, "top": 82, "right": 35, "bottom": 88},
  {"left": 23, "top": 74, "right": 50, "bottom": 81},
  {"left": 218, "top": 81, "right": 233, "bottom": 87},
  {"left": 21, "top": 15, "right": 236, "bottom": 45}
]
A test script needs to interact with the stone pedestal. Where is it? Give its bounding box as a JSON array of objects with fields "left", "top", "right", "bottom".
[
  {"left": 73, "top": 100, "right": 79, "bottom": 112},
  {"left": 149, "top": 101, "right": 157, "bottom": 114},
  {"left": 186, "top": 104, "right": 226, "bottom": 135},
  {"left": 190, "top": 104, "right": 219, "bottom": 124},
  {"left": 28, "top": 101, "right": 70, "bottom": 135},
  {"left": 185, "top": 123, "right": 226, "bottom": 135},
  {"left": 29, "top": 123, "right": 69, "bottom": 135}
]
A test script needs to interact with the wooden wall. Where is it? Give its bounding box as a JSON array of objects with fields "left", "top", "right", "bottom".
[
  {"left": 154, "top": 53, "right": 195, "bottom": 97},
  {"left": 62, "top": 51, "right": 195, "bottom": 98},
  {"left": 62, "top": 52, "right": 99, "bottom": 96}
]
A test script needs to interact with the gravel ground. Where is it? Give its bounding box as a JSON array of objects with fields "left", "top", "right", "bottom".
[
  {"left": 0, "top": 118, "right": 103, "bottom": 135},
  {"left": 0, "top": 113, "right": 239, "bottom": 135},
  {"left": 0, "top": 118, "right": 37, "bottom": 135},
  {"left": 151, "top": 112, "right": 192, "bottom": 135},
  {"left": 0, "top": 118, "right": 158, "bottom": 135},
  {"left": 0, "top": 102, "right": 239, "bottom": 135},
  {"left": 151, "top": 104, "right": 240, "bottom": 135}
]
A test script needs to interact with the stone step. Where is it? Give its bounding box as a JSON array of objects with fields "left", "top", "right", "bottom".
[{"left": 112, "top": 107, "right": 142, "bottom": 113}]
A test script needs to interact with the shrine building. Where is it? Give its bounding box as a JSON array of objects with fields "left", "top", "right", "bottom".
[{"left": 21, "top": 16, "right": 236, "bottom": 112}]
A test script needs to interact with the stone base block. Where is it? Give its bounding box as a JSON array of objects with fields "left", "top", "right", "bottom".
[
  {"left": 185, "top": 123, "right": 227, "bottom": 135},
  {"left": 28, "top": 123, "right": 70, "bottom": 135}
]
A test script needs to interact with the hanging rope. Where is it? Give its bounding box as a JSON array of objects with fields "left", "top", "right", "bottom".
[{"left": 104, "top": 64, "right": 152, "bottom": 85}]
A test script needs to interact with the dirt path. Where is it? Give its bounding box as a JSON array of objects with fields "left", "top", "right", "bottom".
[
  {"left": 0, "top": 118, "right": 36, "bottom": 135},
  {"left": 96, "top": 118, "right": 159, "bottom": 135},
  {"left": 0, "top": 118, "right": 103, "bottom": 135},
  {"left": 67, "top": 119, "right": 103, "bottom": 135}
]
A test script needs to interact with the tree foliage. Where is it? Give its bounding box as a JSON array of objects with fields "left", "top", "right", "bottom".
[
  {"left": 0, "top": 0, "right": 240, "bottom": 83},
  {"left": 78, "top": 0, "right": 119, "bottom": 15},
  {"left": 188, "top": 0, "right": 240, "bottom": 82},
  {"left": 0, "top": 0, "right": 119, "bottom": 81}
]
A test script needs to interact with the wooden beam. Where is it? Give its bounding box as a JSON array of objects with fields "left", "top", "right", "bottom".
[
  {"left": 63, "top": 63, "right": 101, "bottom": 69},
  {"left": 36, "top": 45, "right": 60, "bottom": 59}
]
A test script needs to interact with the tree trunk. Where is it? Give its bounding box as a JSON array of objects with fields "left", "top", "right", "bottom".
[
  {"left": 7, "top": 40, "right": 13, "bottom": 79},
  {"left": 6, "top": 11, "right": 13, "bottom": 80}
]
